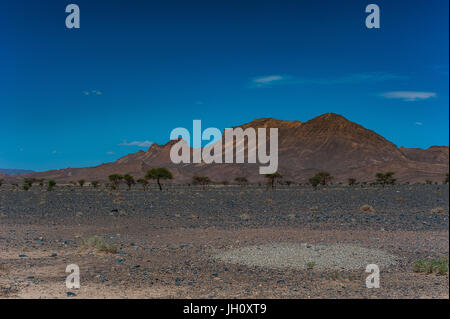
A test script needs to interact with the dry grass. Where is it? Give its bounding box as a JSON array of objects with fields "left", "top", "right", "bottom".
[
  {"left": 360, "top": 204, "right": 375, "bottom": 213},
  {"left": 80, "top": 236, "right": 118, "bottom": 254},
  {"left": 239, "top": 213, "right": 250, "bottom": 221},
  {"left": 430, "top": 207, "right": 445, "bottom": 214}
]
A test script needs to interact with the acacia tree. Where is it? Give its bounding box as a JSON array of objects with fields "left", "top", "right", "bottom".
[
  {"left": 265, "top": 172, "right": 283, "bottom": 189},
  {"left": 0, "top": 178, "right": 3, "bottom": 187},
  {"left": 78, "top": 179, "right": 85, "bottom": 188},
  {"left": 192, "top": 176, "right": 211, "bottom": 190},
  {"left": 108, "top": 174, "right": 123, "bottom": 190},
  {"left": 316, "top": 171, "right": 334, "bottom": 186},
  {"left": 145, "top": 168, "right": 173, "bottom": 191},
  {"left": 123, "top": 174, "right": 135, "bottom": 190},
  {"left": 137, "top": 178, "right": 148, "bottom": 191},
  {"left": 375, "top": 172, "right": 396, "bottom": 187},
  {"left": 444, "top": 173, "right": 449, "bottom": 184},
  {"left": 348, "top": 178, "right": 357, "bottom": 186}
]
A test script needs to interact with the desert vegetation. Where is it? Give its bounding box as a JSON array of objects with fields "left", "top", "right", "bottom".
[
  {"left": 145, "top": 168, "right": 173, "bottom": 191},
  {"left": 265, "top": 172, "right": 283, "bottom": 189}
]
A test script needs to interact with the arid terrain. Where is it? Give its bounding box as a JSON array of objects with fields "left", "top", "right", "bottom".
[
  {"left": 0, "top": 184, "right": 448, "bottom": 299},
  {"left": 4, "top": 114, "right": 448, "bottom": 184}
]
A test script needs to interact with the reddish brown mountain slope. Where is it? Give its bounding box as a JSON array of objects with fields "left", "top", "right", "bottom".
[{"left": 11, "top": 113, "right": 449, "bottom": 184}]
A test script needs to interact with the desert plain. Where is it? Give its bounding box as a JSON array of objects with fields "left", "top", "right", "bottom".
[{"left": 0, "top": 183, "right": 448, "bottom": 299}]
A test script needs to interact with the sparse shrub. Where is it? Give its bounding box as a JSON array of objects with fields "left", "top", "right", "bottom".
[
  {"left": 47, "top": 179, "right": 56, "bottom": 191},
  {"left": 123, "top": 174, "right": 135, "bottom": 190},
  {"left": 22, "top": 184, "right": 30, "bottom": 191},
  {"left": 192, "top": 176, "right": 211, "bottom": 189},
  {"left": 425, "top": 180, "right": 433, "bottom": 185},
  {"left": 430, "top": 207, "right": 445, "bottom": 214},
  {"left": 137, "top": 178, "right": 148, "bottom": 191},
  {"left": 309, "top": 175, "right": 321, "bottom": 189},
  {"left": 221, "top": 180, "right": 229, "bottom": 186},
  {"left": 306, "top": 261, "right": 316, "bottom": 270},
  {"left": 239, "top": 213, "right": 250, "bottom": 221},
  {"left": 145, "top": 168, "right": 173, "bottom": 191},
  {"left": 234, "top": 177, "right": 248, "bottom": 187},
  {"left": 413, "top": 258, "right": 448, "bottom": 274},
  {"left": 309, "top": 206, "right": 319, "bottom": 213},
  {"left": 444, "top": 173, "right": 449, "bottom": 184},
  {"left": 360, "top": 204, "right": 375, "bottom": 213},
  {"left": 265, "top": 172, "right": 283, "bottom": 189},
  {"left": 375, "top": 171, "right": 396, "bottom": 187},
  {"left": 316, "top": 172, "right": 334, "bottom": 186},
  {"left": 78, "top": 179, "right": 85, "bottom": 188},
  {"left": 23, "top": 178, "right": 36, "bottom": 188},
  {"left": 348, "top": 178, "right": 357, "bottom": 186},
  {"left": 264, "top": 198, "right": 273, "bottom": 205},
  {"left": 0, "top": 178, "right": 3, "bottom": 187},
  {"left": 80, "top": 236, "right": 118, "bottom": 254},
  {"left": 91, "top": 181, "right": 100, "bottom": 188}
]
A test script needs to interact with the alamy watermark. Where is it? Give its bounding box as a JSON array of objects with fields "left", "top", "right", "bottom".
[
  {"left": 169, "top": 120, "right": 278, "bottom": 174},
  {"left": 365, "top": 264, "right": 380, "bottom": 288}
]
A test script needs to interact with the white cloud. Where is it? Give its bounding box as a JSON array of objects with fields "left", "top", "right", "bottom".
[
  {"left": 106, "top": 151, "right": 115, "bottom": 155},
  {"left": 380, "top": 91, "right": 437, "bottom": 102},
  {"left": 250, "top": 75, "right": 287, "bottom": 87},
  {"left": 415, "top": 122, "right": 423, "bottom": 126},
  {"left": 250, "top": 72, "right": 406, "bottom": 88},
  {"left": 253, "top": 75, "right": 284, "bottom": 84},
  {"left": 119, "top": 140, "right": 153, "bottom": 148},
  {"left": 51, "top": 150, "right": 57, "bottom": 154},
  {"left": 83, "top": 90, "right": 103, "bottom": 96}
]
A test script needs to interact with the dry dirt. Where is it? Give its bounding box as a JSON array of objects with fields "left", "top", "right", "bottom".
[{"left": 0, "top": 184, "right": 448, "bottom": 299}]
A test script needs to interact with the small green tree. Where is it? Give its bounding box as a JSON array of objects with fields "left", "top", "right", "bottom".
[
  {"left": 47, "top": 179, "right": 56, "bottom": 191},
  {"left": 316, "top": 171, "right": 334, "bottom": 186},
  {"left": 375, "top": 171, "right": 396, "bottom": 187},
  {"left": 36, "top": 179, "right": 45, "bottom": 187},
  {"left": 265, "top": 172, "right": 283, "bottom": 189},
  {"left": 145, "top": 168, "right": 173, "bottom": 191},
  {"left": 137, "top": 178, "right": 148, "bottom": 191},
  {"left": 192, "top": 176, "right": 211, "bottom": 190},
  {"left": 309, "top": 175, "right": 321, "bottom": 189},
  {"left": 24, "top": 178, "right": 36, "bottom": 188},
  {"left": 234, "top": 177, "right": 248, "bottom": 187},
  {"left": 78, "top": 179, "right": 85, "bottom": 188},
  {"left": 108, "top": 174, "right": 123, "bottom": 190},
  {"left": 123, "top": 174, "right": 135, "bottom": 190},
  {"left": 348, "top": 178, "right": 357, "bottom": 186},
  {"left": 91, "top": 181, "right": 100, "bottom": 188}
]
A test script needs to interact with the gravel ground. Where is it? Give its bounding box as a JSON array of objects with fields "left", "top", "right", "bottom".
[
  {"left": 0, "top": 184, "right": 448, "bottom": 298},
  {"left": 214, "top": 243, "right": 399, "bottom": 270}
]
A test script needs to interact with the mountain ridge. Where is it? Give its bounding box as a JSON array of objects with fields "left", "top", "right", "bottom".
[{"left": 4, "top": 113, "right": 448, "bottom": 184}]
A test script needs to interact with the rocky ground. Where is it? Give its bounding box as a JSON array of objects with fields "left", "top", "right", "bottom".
[{"left": 0, "top": 184, "right": 448, "bottom": 298}]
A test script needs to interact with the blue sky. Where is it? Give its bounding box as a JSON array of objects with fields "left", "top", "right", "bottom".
[{"left": 0, "top": 0, "right": 448, "bottom": 171}]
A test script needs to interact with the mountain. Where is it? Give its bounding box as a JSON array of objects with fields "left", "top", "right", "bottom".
[
  {"left": 0, "top": 168, "right": 35, "bottom": 175},
  {"left": 8, "top": 113, "right": 449, "bottom": 184}
]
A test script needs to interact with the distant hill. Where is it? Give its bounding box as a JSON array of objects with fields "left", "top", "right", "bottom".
[
  {"left": 0, "top": 168, "right": 35, "bottom": 175},
  {"left": 7, "top": 113, "right": 449, "bottom": 184}
]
